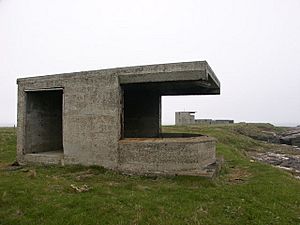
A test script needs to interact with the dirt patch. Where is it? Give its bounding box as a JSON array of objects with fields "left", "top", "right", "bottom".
[
  {"left": 75, "top": 173, "right": 94, "bottom": 181},
  {"left": 62, "top": 169, "right": 95, "bottom": 181},
  {"left": 0, "top": 162, "right": 23, "bottom": 171},
  {"left": 0, "top": 162, "right": 10, "bottom": 169},
  {"left": 226, "top": 167, "right": 252, "bottom": 184}
]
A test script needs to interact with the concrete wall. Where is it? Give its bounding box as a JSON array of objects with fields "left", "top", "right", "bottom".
[
  {"left": 17, "top": 72, "right": 122, "bottom": 169},
  {"left": 195, "top": 119, "right": 213, "bottom": 124},
  {"left": 25, "top": 90, "right": 63, "bottom": 153},
  {"left": 175, "top": 112, "right": 195, "bottom": 125},
  {"left": 118, "top": 136, "right": 216, "bottom": 175},
  {"left": 123, "top": 90, "right": 160, "bottom": 138}
]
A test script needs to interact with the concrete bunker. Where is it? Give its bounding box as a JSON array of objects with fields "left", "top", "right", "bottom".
[{"left": 17, "top": 61, "right": 220, "bottom": 176}]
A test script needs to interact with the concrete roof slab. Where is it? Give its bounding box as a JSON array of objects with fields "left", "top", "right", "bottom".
[{"left": 17, "top": 61, "right": 220, "bottom": 95}]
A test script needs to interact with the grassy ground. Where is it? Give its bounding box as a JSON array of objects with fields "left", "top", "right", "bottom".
[{"left": 0, "top": 125, "right": 299, "bottom": 225}]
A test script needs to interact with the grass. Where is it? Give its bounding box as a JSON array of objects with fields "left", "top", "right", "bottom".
[{"left": 0, "top": 125, "right": 300, "bottom": 225}]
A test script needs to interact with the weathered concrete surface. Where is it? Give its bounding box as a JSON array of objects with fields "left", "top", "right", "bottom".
[
  {"left": 175, "top": 112, "right": 195, "bottom": 125},
  {"left": 118, "top": 136, "right": 216, "bottom": 175},
  {"left": 17, "top": 73, "right": 121, "bottom": 169},
  {"left": 17, "top": 61, "right": 220, "bottom": 176},
  {"left": 23, "top": 151, "right": 64, "bottom": 165}
]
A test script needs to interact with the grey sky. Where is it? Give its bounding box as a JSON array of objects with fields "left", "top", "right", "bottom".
[{"left": 1, "top": 0, "right": 299, "bottom": 126}]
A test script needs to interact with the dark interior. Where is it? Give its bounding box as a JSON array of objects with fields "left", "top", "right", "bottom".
[
  {"left": 25, "top": 90, "right": 63, "bottom": 154},
  {"left": 123, "top": 88, "right": 161, "bottom": 138},
  {"left": 121, "top": 81, "right": 210, "bottom": 138}
]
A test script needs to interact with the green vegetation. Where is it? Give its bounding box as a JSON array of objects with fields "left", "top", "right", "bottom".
[{"left": 1, "top": 125, "right": 300, "bottom": 225}]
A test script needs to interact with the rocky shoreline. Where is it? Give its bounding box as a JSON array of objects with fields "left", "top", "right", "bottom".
[
  {"left": 251, "top": 146, "right": 300, "bottom": 179},
  {"left": 279, "top": 127, "right": 300, "bottom": 147}
]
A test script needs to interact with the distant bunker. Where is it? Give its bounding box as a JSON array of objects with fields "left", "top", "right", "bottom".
[{"left": 17, "top": 61, "right": 220, "bottom": 176}]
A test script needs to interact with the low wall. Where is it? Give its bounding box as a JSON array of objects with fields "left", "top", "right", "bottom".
[
  {"left": 20, "top": 135, "right": 217, "bottom": 176},
  {"left": 118, "top": 136, "right": 216, "bottom": 175}
]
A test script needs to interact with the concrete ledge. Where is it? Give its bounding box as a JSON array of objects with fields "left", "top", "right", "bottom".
[
  {"left": 22, "top": 151, "right": 64, "bottom": 165},
  {"left": 118, "top": 136, "right": 216, "bottom": 176},
  {"left": 119, "top": 136, "right": 216, "bottom": 143}
]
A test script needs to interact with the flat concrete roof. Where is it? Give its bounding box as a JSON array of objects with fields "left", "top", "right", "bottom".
[
  {"left": 177, "top": 111, "right": 196, "bottom": 113},
  {"left": 17, "top": 61, "right": 220, "bottom": 95}
]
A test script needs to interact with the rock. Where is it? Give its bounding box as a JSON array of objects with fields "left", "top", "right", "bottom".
[
  {"left": 253, "top": 152, "right": 300, "bottom": 176},
  {"left": 70, "top": 184, "right": 91, "bottom": 193}
]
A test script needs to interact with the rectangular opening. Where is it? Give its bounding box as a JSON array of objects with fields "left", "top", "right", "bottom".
[
  {"left": 25, "top": 89, "right": 63, "bottom": 154},
  {"left": 120, "top": 84, "right": 202, "bottom": 139},
  {"left": 122, "top": 87, "right": 161, "bottom": 138}
]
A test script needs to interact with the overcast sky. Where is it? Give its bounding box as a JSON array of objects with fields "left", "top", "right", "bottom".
[{"left": 1, "top": 0, "right": 299, "bottom": 126}]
